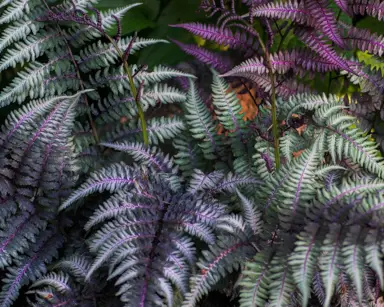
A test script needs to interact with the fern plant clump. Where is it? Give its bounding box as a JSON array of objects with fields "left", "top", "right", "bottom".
[{"left": 1, "top": 0, "right": 384, "bottom": 307}]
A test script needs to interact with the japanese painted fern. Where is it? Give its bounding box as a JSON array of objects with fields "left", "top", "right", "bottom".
[{"left": 1, "top": 0, "right": 384, "bottom": 307}]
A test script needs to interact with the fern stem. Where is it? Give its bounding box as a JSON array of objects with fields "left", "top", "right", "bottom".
[
  {"left": 248, "top": 24, "right": 281, "bottom": 168},
  {"left": 267, "top": 59, "right": 280, "bottom": 169},
  {"left": 104, "top": 35, "right": 149, "bottom": 146}
]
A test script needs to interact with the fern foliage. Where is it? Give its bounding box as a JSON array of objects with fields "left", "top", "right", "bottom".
[
  {"left": 173, "top": 0, "right": 384, "bottom": 126},
  {"left": 238, "top": 93, "right": 384, "bottom": 307},
  {"left": 0, "top": 91, "right": 88, "bottom": 306},
  {"left": 0, "top": 0, "right": 194, "bottom": 305},
  {"left": 1, "top": 0, "right": 384, "bottom": 306}
]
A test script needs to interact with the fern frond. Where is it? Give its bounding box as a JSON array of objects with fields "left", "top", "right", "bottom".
[
  {"left": 81, "top": 171, "right": 228, "bottom": 306},
  {"left": 0, "top": 56, "right": 70, "bottom": 107},
  {"left": 305, "top": 0, "right": 344, "bottom": 47},
  {"left": 320, "top": 223, "right": 343, "bottom": 307},
  {"left": 67, "top": 4, "right": 142, "bottom": 45},
  {"left": 100, "top": 142, "right": 178, "bottom": 175},
  {"left": 268, "top": 251, "right": 296, "bottom": 306},
  {"left": 346, "top": 27, "right": 384, "bottom": 56},
  {"left": 135, "top": 65, "right": 196, "bottom": 85},
  {"left": 313, "top": 270, "right": 326, "bottom": 305},
  {"left": 90, "top": 65, "right": 195, "bottom": 94},
  {"left": 78, "top": 36, "right": 168, "bottom": 73},
  {"left": 170, "top": 23, "right": 256, "bottom": 50},
  {"left": 277, "top": 144, "right": 320, "bottom": 228},
  {"left": 342, "top": 225, "right": 364, "bottom": 303},
  {"left": 0, "top": 0, "right": 32, "bottom": 24},
  {"left": 139, "top": 83, "right": 187, "bottom": 110},
  {"left": 0, "top": 213, "right": 48, "bottom": 269},
  {"left": 173, "top": 135, "right": 205, "bottom": 178},
  {"left": 364, "top": 228, "right": 384, "bottom": 289},
  {"left": 59, "top": 162, "right": 137, "bottom": 211},
  {"left": 171, "top": 39, "right": 231, "bottom": 73},
  {"left": 213, "top": 172, "right": 261, "bottom": 193},
  {"left": 108, "top": 116, "right": 186, "bottom": 145},
  {"left": 0, "top": 16, "right": 41, "bottom": 53},
  {"left": 184, "top": 79, "right": 224, "bottom": 160},
  {"left": 182, "top": 235, "right": 256, "bottom": 307},
  {"left": 53, "top": 254, "right": 92, "bottom": 281},
  {"left": 0, "top": 231, "right": 63, "bottom": 307},
  {"left": 350, "top": 0, "right": 384, "bottom": 20},
  {"left": 236, "top": 189, "right": 262, "bottom": 235},
  {"left": 280, "top": 130, "right": 305, "bottom": 163},
  {"left": 0, "top": 29, "right": 63, "bottom": 72},
  {"left": 251, "top": 0, "right": 312, "bottom": 25},
  {"left": 211, "top": 70, "right": 244, "bottom": 131},
  {"left": 295, "top": 28, "right": 352, "bottom": 73},
  {"left": 0, "top": 90, "right": 90, "bottom": 207},
  {"left": 325, "top": 114, "right": 384, "bottom": 178},
  {"left": 221, "top": 49, "right": 338, "bottom": 78},
  {"left": 29, "top": 272, "right": 71, "bottom": 294},
  {"left": 279, "top": 93, "right": 336, "bottom": 123},
  {"left": 187, "top": 169, "right": 225, "bottom": 194},
  {"left": 289, "top": 222, "right": 321, "bottom": 306},
  {"left": 240, "top": 249, "right": 272, "bottom": 307}
]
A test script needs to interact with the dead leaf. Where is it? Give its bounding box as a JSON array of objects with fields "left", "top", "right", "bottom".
[
  {"left": 295, "top": 124, "right": 307, "bottom": 136},
  {"left": 293, "top": 149, "right": 305, "bottom": 158}
]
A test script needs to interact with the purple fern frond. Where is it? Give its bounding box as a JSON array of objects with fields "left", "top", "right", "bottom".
[
  {"left": 334, "top": 0, "right": 352, "bottom": 15},
  {"left": 169, "top": 23, "right": 256, "bottom": 50},
  {"left": 221, "top": 49, "right": 338, "bottom": 79},
  {"left": 349, "top": 0, "right": 384, "bottom": 20},
  {"left": 262, "top": 18, "right": 274, "bottom": 48},
  {"left": 220, "top": 56, "right": 268, "bottom": 76},
  {"left": 170, "top": 39, "right": 231, "bottom": 73},
  {"left": 276, "top": 77, "right": 312, "bottom": 98},
  {"left": 313, "top": 270, "right": 326, "bottom": 304},
  {"left": 321, "top": 182, "right": 384, "bottom": 216},
  {"left": 345, "top": 27, "right": 384, "bottom": 56},
  {"left": 261, "top": 152, "right": 274, "bottom": 173},
  {"left": 271, "top": 51, "right": 302, "bottom": 74},
  {"left": 295, "top": 49, "right": 339, "bottom": 72},
  {"left": 236, "top": 73, "right": 310, "bottom": 99},
  {"left": 304, "top": 0, "right": 345, "bottom": 47},
  {"left": 101, "top": 142, "right": 173, "bottom": 173},
  {"left": 295, "top": 28, "right": 353, "bottom": 73},
  {"left": 200, "top": 0, "right": 222, "bottom": 17},
  {"left": 243, "top": 0, "right": 270, "bottom": 5},
  {"left": 251, "top": 0, "right": 313, "bottom": 26}
]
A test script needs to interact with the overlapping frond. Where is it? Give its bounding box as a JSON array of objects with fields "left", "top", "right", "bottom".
[
  {"left": 1, "top": 0, "right": 384, "bottom": 306},
  {"left": 170, "top": 23, "right": 257, "bottom": 50},
  {"left": 184, "top": 79, "right": 224, "bottom": 160},
  {"left": 0, "top": 230, "right": 63, "bottom": 307},
  {"left": 61, "top": 146, "right": 250, "bottom": 306},
  {"left": 251, "top": 0, "right": 312, "bottom": 25},
  {"left": 183, "top": 234, "right": 256, "bottom": 307}
]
